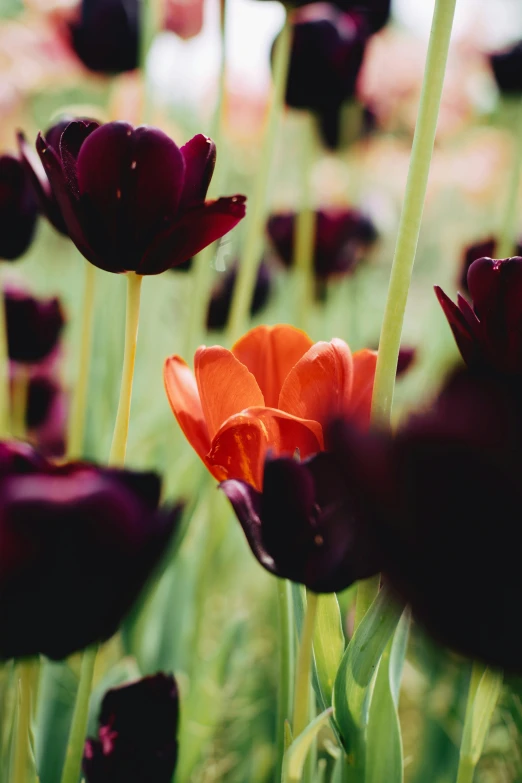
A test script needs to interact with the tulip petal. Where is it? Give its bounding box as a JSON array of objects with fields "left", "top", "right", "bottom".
[
  {"left": 163, "top": 355, "right": 211, "bottom": 464},
  {"left": 435, "top": 285, "right": 479, "bottom": 367},
  {"left": 139, "top": 196, "right": 246, "bottom": 274},
  {"left": 208, "top": 407, "right": 324, "bottom": 489},
  {"left": 349, "top": 349, "right": 378, "bottom": 428},
  {"left": 278, "top": 338, "right": 353, "bottom": 426},
  {"left": 179, "top": 134, "right": 216, "bottom": 209},
  {"left": 60, "top": 119, "right": 101, "bottom": 197},
  {"left": 194, "top": 346, "right": 264, "bottom": 439},
  {"left": 232, "top": 324, "right": 313, "bottom": 408}
]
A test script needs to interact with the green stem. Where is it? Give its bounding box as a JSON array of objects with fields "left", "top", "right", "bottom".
[
  {"left": 456, "top": 662, "right": 502, "bottom": 783},
  {"left": 12, "top": 660, "right": 34, "bottom": 783},
  {"left": 293, "top": 590, "right": 318, "bottom": 738},
  {"left": 11, "top": 367, "right": 29, "bottom": 440},
  {"left": 293, "top": 112, "right": 317, "bottom": 332},
  {"left": 276, "top": 579, "right": 295, "bottom": 780},
  {"left": 226, "top": 13, "right": 292, "bottom": 344},
  {"left": 67, "top": 261, "right": 97, "bottom": 459},
  {"left": 371, "top": 0, "right": 457, "bottom": 427},
  {"left": 0, "top": 277, "right": 10, "bottom": 438},
  {"left": 109, "top": 273, "right": 143, "bottom": 466},
  {"left": 497, "top": 97, "right": 522, "bottom": 258},
  {"left": 60, "top": 645, "right": 98, "bottom": 783}
]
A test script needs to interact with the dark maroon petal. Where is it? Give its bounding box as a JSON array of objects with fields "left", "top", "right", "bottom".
[
  {"left": 219, "top": 479, "right": 279, "bottom": 576},
  {"left": 396, "top": 347, "right": 416, "bottom": 377},
  {"left": 26, "top": 377, "right": 57, "bottom": 430},
  {"left": 70, "top": 0, "right": 139, "bottom": 74},
  {"left": 139, "top": 195, "right": 246, "bottom": 274},
  {"left": 178, "top": 134, "right": 216, "bottom": 209},
  {"left": 4, "top": 289, "right": 65, "bottom": 363},
  {"left": 434, "top": 286, "right": 479, "bottom": 367},
  {"left": 0, "top": 154, "right": 38, "bottom": 261},
  {"left": 206, "top": 260, "right": 272, "bottom": 330},
  {"left": 491, "top": 41, "right": 522, "bottom": 94},
  {"left": 60, "top": 119, "right": 101, "bottom": 197},
  {"left": 17, "top": 130, "right": 68, "bottom": 233},
  {"left": 459, "top": 237, "right": 496, "bottom": 291},
  {"left": 36, "top": 132, "right": 106, "bottom": 268},
  {"left": 0, "top": 441, "right": 46, "bottom": 477}
]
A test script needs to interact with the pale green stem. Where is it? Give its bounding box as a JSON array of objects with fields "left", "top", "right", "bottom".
[
  {"left": 12, "top": 660, "right": 35, "bottom": 783},
  {"left": 371, "top": 0, "right": 457, "bottom": 427},
  {"left": 226, "top": 14, "right": 292, "bottom": 344},
  {"left": 354, "top": 0, "right": 457, "bottom": 629},
  {"left": 109, "top": 273, "right": 143, "bottom": 466},
  {"left": 0, "top": 276, "right": 10, "bottom": 438},
  {"left": 67, "top": 261, "right": 96, "bottom": 459},
  {"left": 456, "top": 662, "right": 502, "bottom": 783},
  {"left": 60, "top": 645, "right": 98, "bottom": 783},
  {"left": 275, "top": 579, "right": 295, "bottom": 781},
  {"left": 293, "top": 113, "right": 317, "bottom": 332},
  {"left": 497, "top": 97, "right": 522, "bottom": 258},
  {"left": 10, "top": 367, "right": 29, "bottom": 440},
  {"left": 292, "top": 591, "right": 318, "bottom": 738}
]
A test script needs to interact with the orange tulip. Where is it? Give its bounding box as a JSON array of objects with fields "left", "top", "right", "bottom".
[{"left": 164, "top": 324, "right": 377, "bottom": 490}]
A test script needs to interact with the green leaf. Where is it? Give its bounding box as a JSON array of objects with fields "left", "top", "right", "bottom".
[
  {"left": 461, "top": 666, "right": 503, "bottom": 767},
  {"left": 283, "top": 708, "right": 333, "bottom": 783},
  {"left": 35, "top": 661, "right": 78, "bottom": 783},
  {"left": 366, "top": 610, "right": 410, "bottom": 783},
  {"left": 332, "top": 586, "right": 403, "bottom": 767},
  {"left": 313, "top": 594, "right": 345, "bottom": 708}
]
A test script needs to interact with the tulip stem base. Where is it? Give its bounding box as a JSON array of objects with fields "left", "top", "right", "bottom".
[
  {"left": 276, "top": 579, "right": 295, "bottom": 779},
  {"left": 109, "top": 273, "right": 143, "bottom": 466},
  {"left": 12, "top": 659, "right": 36, "bottom": 783},
  {"left": 370, "top": 0, "right": 457, "bottom": 426},
  {"left": 497, "top": 96, "right": 522, "bottom": 259},
  {"left": 60, "top": 644, "right": 99, "bottom": 783},
  {"left": 293, "top": 590, "right": 318, "bottom": 739},
  {"left": 0, "top": 282, "right": 10, "bottom": 438},
  {"left": 67, "top": 261, "right": 97, "bottom": 459},
  {"left": 226, "top": 13, "right": 292, "bottom": 344}
]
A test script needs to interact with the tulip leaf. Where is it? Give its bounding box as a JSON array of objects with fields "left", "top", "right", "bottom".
[
  {"left": 313, "top": 594, "right": 345, "bottom": 708},
  {"left": 460, "top": 666, "right": 503, "bottom": 768},
  {"left": 282, "top": 708, "right": 333, "bottom": 783},
  {"left": 366, "top": 610, "right": 411, "bottom": 783},
  {"left": 35, "top": 660, "right": 78, "bottom": 783},
  {"left": 332, "top": 585, "right": 403, "bottom": 770}
]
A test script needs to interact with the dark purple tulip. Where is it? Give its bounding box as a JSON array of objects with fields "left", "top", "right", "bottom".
[
  {"left": 0, "top": 154, "right": 39, "bottom": 261},
  {"left": 491, "top": 41, "right": 522, "bottom": 94},
  {"left": 267, "top": 208, "right": 377, "bottom": 281},
  {"left": 17, "top": 119, "right": 83, "bottom": 235},
  {"left": 206, "top": 260, "right": 272, "bottom": 330},
  {"left": 279, "top": 5, "right": 367, "bottom": 121},
  {"left": 25, "top": 376, "right": 66, "bottom": 457},
  {"left": 459, "top": 237, "right": 522, "bottom": 291},
  {"left": 4, "top": 287, "right": 65, "bottom": 364},
  {"left": 70, "top": 0, "right": 139, "bottom": 75},
  {"left": 37, "top": 120, "right": 246, "bottom": 275},
  {"left": 396, "top": 347, "right": 416, "bottom": 377},
  {"left": 220, "top": 451, "right": 381, "bottom": 593},
  {"left": 83, "top": 673, "right": 179, "bottom": 783},
  {"left": 343, "top": 0, "right": 391, "bottom": 32},
  {"left": 436, "top": 256, "right": 522, "bottom": 376},
  {"left": 329, "top": 369, "right": 522, "bottom": 672},
  {"left": 0, "top": 443, "right": 181, "bottom": 660}
]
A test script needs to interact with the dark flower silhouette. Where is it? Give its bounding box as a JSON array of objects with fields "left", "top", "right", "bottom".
[
  {"left": 329, "top": 369, "right": 522, "bottom": 672},
  {"left": 0, "top": 444, "right": 181, "bottom": 660},
  {"left": 0, "top": 154, "right": 39, "bottom": 261},
  {"left": 70, "top": 0, "right": 139, "bottom": 74},
  {"left": 206, "top": 260, "right": 272, "bottom": 330},
  {"left": 436, "top": 255, "right": 522, "bottom": 376},
  {"left": 220, "top": 451, "right": 381, "bottom": 593},
  {"left": 491, "top": 40, "right": 522, "bottom": 94},
  {"left": 458, "top": 237, "right": 522, "bottom": 292},
  {"left": 83, "top": 673, "right": 179, "bottom": 783},
  {"left": 267, "top": 208, "right": 377, "bottom": 282},
  {"left": 4, "top": 287, "right": 65, "bottom": 364},
  {"left": 37, "top": 120, "right": 246, "bottom": 274}
]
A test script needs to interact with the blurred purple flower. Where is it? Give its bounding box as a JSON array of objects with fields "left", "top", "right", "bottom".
[
  {"left": 491, "top": 40, "right": 522, "bottom": 94},
  {"left": 37, "top": 120, "right": 246, "bottom": 274},
  {"left": 84, "top": 673, "right": 179, "bottom": 783},
  {"left": 4, "top": 286, "right": 65, "bottom": 364},
  {"left": 0, "top": 154, "right": 39, "bottom": 261},
  {"left": 459, "top": 237, "right": 522, "bottom": 291},
  {"left": 206, "top": 260, "right": 272, "bottom": 330},
  {"left": 0, "top": 444, "right": 181, "bottom": 660},
  {"left": 70, "top": 0, "right": 140, "bottom": 75}
]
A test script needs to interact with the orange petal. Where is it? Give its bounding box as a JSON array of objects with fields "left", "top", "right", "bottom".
[
  {"left": 194, "top": 345, "right": 264, "bottom": 439},
  {"left": 350, "top": 349, "right": 378, "bottom": 428},
  {"left": 207, "top": 407, "right": 324, "bottom": 490},
  {"left": 164, "top": 355, "right": 211, "bottom": 462},
  {"left": 232, "top": 324, "right": 313, "bottom": 408},
  {"left": 278, "top": 338, "right": 354, "bottom": 428}
]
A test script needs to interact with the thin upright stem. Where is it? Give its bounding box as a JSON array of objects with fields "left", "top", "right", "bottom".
[
  {"left": 292, "top": 591, "right": 318, "bottom": 738},
  {"left": 497, "top": 97, "right": 522, "bottom": 259},
  {"left": 10, "top": 367, "right": 29, "bottom": 440},
  {"left": 0, "top": 276, "right": 10, "bottom": 437},
  {"left": 60, "top": 645, "right": 98, "bottom": 783},
  {"left": 67, "top": 261, "right": 97, "bottom": 459},
  {"left": 226, "top": 13, "right": 292, "bottom": 344},
  {"left": 371, "top": 0, "right": 457, "bottom": 427},
  {"left": 275, "top": 579, "right": 295, "bottom": 780},
  {"left": 109, "top": 273, "right": 143, "bottom": 466},
  {"left": 12, "top": 660, "right": 35, "bottom": 783}
]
